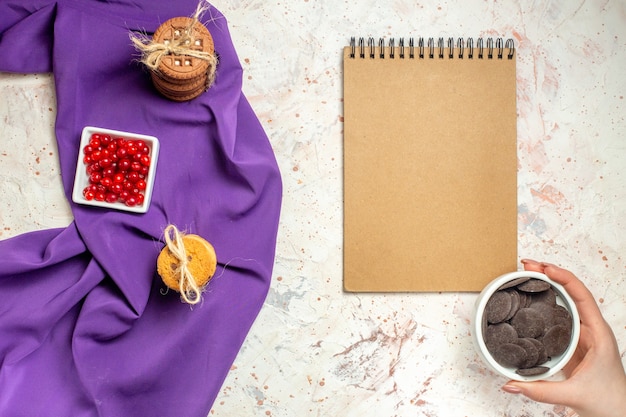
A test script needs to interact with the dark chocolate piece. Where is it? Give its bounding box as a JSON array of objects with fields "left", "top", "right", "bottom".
[
  {"left": 485, "top": 323, "right": 518, "bottom": 351},
  {"left": 485, "top": 290, "right": 512, "bottom": 324},
  {"left": 513, "top": 337, "right": 539, "bottom": 368},
  {"left": 530, "top": 287, "right": 557, "bottom": 306},
  {"left": 515, "top": 366, "right": 550, "bottom": 376},
  {"left": 542, "top": 324, "right": 572, "bottom": 356},
  {"left": 517, "top": 278, "right": 552, "bottom": 293},
  {"left": 498, "top": 277, "right": 531, "bottom": 290},
  {"left": 511, "top": 308, "right": 545, "bottom": 339},
  {"left": 493, "top": 343, "right": 527, "bottom": 368}
]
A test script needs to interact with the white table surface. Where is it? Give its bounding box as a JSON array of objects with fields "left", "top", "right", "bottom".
[{"left": 1, "top": 1, "right": 625, "bottom": 416}]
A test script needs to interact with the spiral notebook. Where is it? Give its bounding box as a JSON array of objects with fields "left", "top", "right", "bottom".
[{"left": 343, "top": 37, "right": 518, "bottom": 292}]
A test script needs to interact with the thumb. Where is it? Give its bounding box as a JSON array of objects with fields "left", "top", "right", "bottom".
[{"left": 502, "top": 380, "right": 577, "bottom": 407}]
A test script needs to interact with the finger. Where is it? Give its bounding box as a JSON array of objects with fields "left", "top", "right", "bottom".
[
  {"left": 502, "top": 380, "right": 580, "bottom": 409},
  {"left": 520, "top": 259, "right": 545, "bottom": 273}
]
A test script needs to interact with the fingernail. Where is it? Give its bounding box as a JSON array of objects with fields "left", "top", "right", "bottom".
[
  {"left": 520, "top": 259, "right": 536, "bottom": 264},
  {"left": 502, "top": 384, "right": 522, "bottom": 394}
]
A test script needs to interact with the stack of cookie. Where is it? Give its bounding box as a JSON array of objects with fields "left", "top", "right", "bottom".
[
  {"left": 157, "top": 225, "right": 217, "bottom": 305},
  {"left": 149, "top": 16, "right": 215, "bottom": 101}
]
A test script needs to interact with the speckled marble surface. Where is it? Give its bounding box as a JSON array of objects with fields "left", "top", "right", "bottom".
[{"left": 1, "top": 1, "right": 625, "bottom": 416}]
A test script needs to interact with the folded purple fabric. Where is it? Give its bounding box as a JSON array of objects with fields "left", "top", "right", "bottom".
[{"left": 0, "top": 1, "right": 282, "bottom": 416}]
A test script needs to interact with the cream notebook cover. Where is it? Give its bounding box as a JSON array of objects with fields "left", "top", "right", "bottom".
[{"left": 343, "top": 37, "right": 518, "bottom": 292}]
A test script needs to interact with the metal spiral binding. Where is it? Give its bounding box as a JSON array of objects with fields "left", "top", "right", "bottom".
[{"left": 349, "top": 36, "right": 515, "bottom": 60}]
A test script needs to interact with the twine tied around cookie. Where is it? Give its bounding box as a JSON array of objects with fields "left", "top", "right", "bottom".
[
  {"left": 163, "top": 224, "right": 203, "bottom": 305},
  {"left": 130, "top": 2, "right": 218, "bottom": 88}
]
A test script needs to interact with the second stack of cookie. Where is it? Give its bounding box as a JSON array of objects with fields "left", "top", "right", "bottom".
[{"left": 150, "top": 16, "right": 215, "bottom": 101}]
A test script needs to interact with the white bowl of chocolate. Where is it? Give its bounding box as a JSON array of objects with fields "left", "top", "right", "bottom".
[{"left": 473, "top": 270, "right": 581, "bottom": 381}]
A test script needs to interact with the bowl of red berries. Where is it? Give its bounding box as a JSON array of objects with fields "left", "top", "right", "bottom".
[{"left": 72, "top": 126, "right": 159, "bottom": 213}]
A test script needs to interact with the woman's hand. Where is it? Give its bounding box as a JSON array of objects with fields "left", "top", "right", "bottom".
[{"left": 501, "top": 259, "right": 626, "bottom": 417}]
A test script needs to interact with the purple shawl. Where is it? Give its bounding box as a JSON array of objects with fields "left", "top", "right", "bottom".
[{"left": 0, "top": 1, "right": 282, "bottom": 416}]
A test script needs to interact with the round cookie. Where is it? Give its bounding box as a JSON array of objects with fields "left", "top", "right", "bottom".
[
  {"left": 151, "top": 73, "right": 207, "bottom": 102},
  {"left": 151, "top": 71, "right": 207, "bottom": 95},
  {"left": 157, "top": 233, "right": 217, "bottom": 292},
  {"left": 142, "top": 16, "right": 216, "bottom": 101}
]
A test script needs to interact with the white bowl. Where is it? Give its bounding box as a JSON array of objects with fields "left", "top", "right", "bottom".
[
  {"left": 472, "top": 270, "right": 580, "bottom": 381},
  {"left": 72, "top": 126, "right": 159, "bottom": 214}
]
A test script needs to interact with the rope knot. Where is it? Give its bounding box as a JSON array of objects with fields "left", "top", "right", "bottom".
[
  {"left": 163, "top": 225, "right": 202, "bottom": 305},
  {"left": 130, "top": 2, "right": 218, "bottom": 90}
]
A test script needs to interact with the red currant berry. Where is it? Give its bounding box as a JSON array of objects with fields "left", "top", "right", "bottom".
[
  {"left": 118, "top": 158, "right": 131, "bottom": 172},
  {"left": 127, "top": 171, "right": 140, "bottom": 183},
  {"left": 135, "top": 179, "right": 147, "bottom": 191},
  {"left": 113, "top": 173, "right": 125, "bottom": 184},
  {"left": 119, "top": 190, "right": 130, "bottom": 202},
  {"left": 88, "top": 162, "right": 101, "bottom": 174},
  {"left": 130, "top": 161, "right": 142, "bottom": 172},
  {"left": 99, "top": 157, "right": 113, "bottom": 168},
  {"left": 139, "top": 154, "right": 151, "bottom": 166},
  {"left": 101, "top": 167, "right": 115, "bottom": 178},
  {"left": 83, "top": 144, "right": 94, "bottom": 155},
  {"left": 125, "top": 195, "right": 138, "bottom": 207},
  {"left": 123, "top": 181, "right": 135, "bottom": 191},
  {"left": 126, "top": 143, "right": 138, "bottom": 155},
  {"left": 101, "top": 135, "right": 112, "bottom": 145},
  {"left": 94, "top": 191, "right": 106, "bottom": 201},
  {"left": 89, "top": 137, "right": 101, "bottom": 149},
  {"left": 105, "top": 192, "right": 118, "bottom": 203},
  {"left": 100, "top": 176, "right": 113, "bottom": 189},
  {"left": 89, "top": 172, "right": 103, "bottom": 184},
  {"left": 107, "top": 142, "right": 118, "bottom": 152},
  {"left": 110, "top": 183, "right": 123, "bottom": 194}
]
